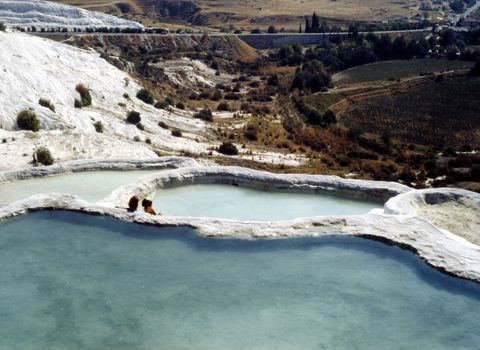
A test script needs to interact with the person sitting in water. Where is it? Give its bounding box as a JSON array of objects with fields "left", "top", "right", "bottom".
[
  {"left": 142, "top": 198, "right": 160, "bottom": 215},
  {"left": 127, "top": 196, "right": 139, "bottom": 212}
]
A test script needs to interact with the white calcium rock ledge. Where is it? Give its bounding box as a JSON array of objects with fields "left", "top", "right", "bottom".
[
  {"left": 0, "top": 161, "right": 478, "bottom": 283},
  {"left": 100, "top": 165, "right": 412, "bottom": 207},
  {"left": 0, "top": 190, "right": 479, "bottom": 284},
  {"left": 0, "top": 157, "right": 198, "bottom": 184}
]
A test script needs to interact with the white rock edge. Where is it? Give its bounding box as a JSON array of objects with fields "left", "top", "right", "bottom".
[{"left": 0, "top": 161, "right": 479, "bottom": 284}]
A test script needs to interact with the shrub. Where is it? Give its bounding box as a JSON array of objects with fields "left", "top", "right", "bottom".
[
  {"left": 176, "top": 102, "right": 185, "bottom": 110},
  {"left": 145, "top": 138, "right": 152, "bottom": 144},
  {"left": 17, "top": 110, "right": 40, "bottom": 132},
  {"left": 123, "top": 93, "right": 130, "bottom": 99},
  {"left": 158, "top": 121, "right": 169, "bottom": 129},
  {"left": 74, "top": 99, "right": 83, "bottom": 108},
  {"left": 75, "top": 84, "right": 92, "bottom": 107},
  {"left": 38, "top": 98, "right": 55, "bottom": 112},
  {"left": 136, "top": 88, "right": 154, "bottom": 104},
  {"left": 136, "top": 122, "right": 145, "bottom": 131},
  {"left": 194, "top": 108, "right": 213, "bottom": 122},
  {"left": 133, "top": 136, "right": 141, "bottom": 142},
  {"left": 218, "top": 142, "right": 238, "bottom": 155},
  {"left": 0, "top": 23, "right": 6, "bottom": 32},
  {"left": 217, "top": 102, "right": 230, "bottom": 111},
  {"left": 154, "top": 100, "right": 169, "bottom": 109},
  {"left": 126, "top": 110, "right": 141, "bottom": 124},
  {"left": 267, "top": 74, "right": 279, "bottom": 86},
  {"left": 34, "top": 147, "right": 54, "bottom": 166},
  {"left": 171, "top": 129, "right": 182, "bottom": 137},
  {"left": 93, "top": 121, "right": 104, "bottom": 133},
  {"left": 244, "top": 128, "right": 257, "bottom": 141},
  {"left": 165, "top": 96, "right": 175, "bottom": 106}
]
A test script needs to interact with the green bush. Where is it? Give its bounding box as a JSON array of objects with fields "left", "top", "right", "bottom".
[
  {"left": 74, "top": 99, "right": 83, "bottom": 108},
  {"left": 194, "top": 108, "right": 213, "bottom": 122},
  {"left": 0, "top": 23, "right": 6, "bottom": 32},
  {"left": 136, "top": 122, "right": 145, "bottom": 131},
  {"left": 218, "top": 142, "right": 238, "bottom": 155},
  {"left": 145, "top": 138, "right": 152, "bottom": 144},
  {"left": 38, "top": 98, "right": 55, "bottom": 112},
  {"left": 17, "top": 110, "right": 40, "bottom": 132},
  {"left": 158, "top": 121, "right": 169, "bottom": 129},
  {"left": 171, "top": 130, "right": 182, "bottom": 137},
  {"left": 136, "top": 88, "right": 154, "bottom": 105},
  {"left": 133, "top": 136, "right": 141, "bottom": 142},
  {"left": 126, "top": 110, "right": 141, "bottom": 124},
  {"left": 267, "top": 74, "right": 279, "bottom": 86},
  {"left": 176, "top": 102, "right": 185, "bottom": 110},
  {"left": 93, "top": 121, "right": 104, "bottom": 133},
  {"left": 75, "top": 84, "right": 92, "bottom": 107},
  {"left": 155, "top": 100, "right": 169, "bottom": 109},
  {"left": 165, "top": 96, "right": 175, "bottom": 106},
  {"left": 217, "top": 102, "right": 230, "bottom": 111},
  {"left": 34, "top": 147, "right": 54, "bottom": 166}
]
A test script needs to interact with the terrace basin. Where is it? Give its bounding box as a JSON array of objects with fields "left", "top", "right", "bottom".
[
  {"left": 1, "top": 211, "right": 479, "bottom": 349},
  {"left": 0, "top": 170, "right": 161, "bottom": 206},
  {"left": 153, "top": 184, "right": 381, "bottom": 220}
]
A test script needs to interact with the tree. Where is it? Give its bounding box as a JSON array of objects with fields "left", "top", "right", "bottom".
[
  {"left": 267, "top": 25, "right": 277, "bottom": 34},
  {"left": 267, "top": 74, "right": 279, "bottom": 86},
  {"left": 136, "top": 88, "right": 154, "bottom": 105},
  {"left": 311, "top": 12, "right": 320, "bottom": 32},
  {"left": 469, "top": 60, "right": 480, "bottom": 77},
  {"left": 305, "top": 18, "right": 311, "bottom": 33}
]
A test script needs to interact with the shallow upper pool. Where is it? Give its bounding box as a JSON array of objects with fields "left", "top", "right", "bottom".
[
  {"left": 0, "top": 170, "right": 160, "bottom": 206},
  {"left": 1, "top": 211, "right": 479, "bottom": 350},
  {"left": 153, "top": 184, "right": 381, "bottom": 220}
]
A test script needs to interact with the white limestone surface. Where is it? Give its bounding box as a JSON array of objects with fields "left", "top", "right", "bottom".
[
  {"left": 101, "top": 165, "right": 413, "bottom": 208},
  {"left": 0, "top": 189, "right": 479, "bottom": 284},
  {"left": 0, "top": 0, "right": 143, "bottom": 29},
  {"left": 0, "top": 157, "right": 197, "bottom": 183}
]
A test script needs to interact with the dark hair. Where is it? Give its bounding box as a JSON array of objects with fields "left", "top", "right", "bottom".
[
  {"left": 141, "top": 199, "right": 153, "bottom": 208},
  {"left": 128, "top": 196, "right": 139, "bottom": 212}
]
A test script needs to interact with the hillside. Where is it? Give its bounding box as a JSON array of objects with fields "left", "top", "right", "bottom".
[
  {"left": 0, "top": 0, "right": 143, "bottom": 29},
  {"left": 0, "top": 31, "right": 214, "bottom": 170},
  {"left": 51, "top": 0, "right": 419, "bottom": 29}
]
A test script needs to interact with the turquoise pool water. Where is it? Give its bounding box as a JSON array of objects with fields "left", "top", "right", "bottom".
[
  {"left": 153, "top": 184, "right": 381, "bottom": 220},
  {"left": 0, "top": 170, "right": 160, "bottom": 206},
  {"left": 1, "top": 211, "right": 479, "bottom": 350}
]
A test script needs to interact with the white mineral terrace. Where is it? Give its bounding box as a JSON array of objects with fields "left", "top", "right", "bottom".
[{"left": 0, "top": 157, "right": 479, "bottom": 284}]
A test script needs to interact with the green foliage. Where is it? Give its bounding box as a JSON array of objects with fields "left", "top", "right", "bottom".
[
  {"left": 218, "top": 142, "right": 239, "bottom": 155},
  {"left": 93, "top": 121, "right": 104, "bottom": 133},
  {"left": 136, "top": 88, "right": 154, "bottom": 105},
  {"left": 267, "top": 74, "right": 279, "bottom": 86},
  {"left": 194, "top": 108, "right": 213, "bottom": 122},
  {"left": 176, "top": 102, "right": 185, "bottom": 110},
  {"left": 145, "top": 138, "right": 152, "bottom": 144},
  {"left": 74, "top": 99, "right": 83, "bottom": 108},
  {"left": 158, "top": 121, "right": 169, "bottom": 129},
  {"left": 126, "top": 110, "right": 141, "bottom": 124},
  {"left": 136, "top": 122, "right": 145, "bottom": 131},
  {"left": 0, "top": 23, "right": 6, "bottom": 32},
  {"left": 34, "top": 147, "right": 54, "bottom": 166},
  {"left": 133, "top": 136, "right": 141, "bottom": 142},
  {"left": 171, "top": 129, "right": 182, "bottom": 137},
  {"left": 75, "top": 84, "right": 92, "bottom": 107},
  {"left": 291, "top": 60, "right": 331, "bottom": 93},
  {"left": 38, "top": 98, "right": 55, "bottom": 112},
  {"left": 17, "top": 110, "right": 40, "bottom": 132}
]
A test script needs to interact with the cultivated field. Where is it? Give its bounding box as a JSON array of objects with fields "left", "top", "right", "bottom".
[
  {"left": 52, "top": 0, "right": 420, "bottom": 28},
  {"left": 333, "top": 59, "right": 474, "bottom": 86},
  {"left": 339, "top": 75, "right": 480, "bottom": 147}
]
